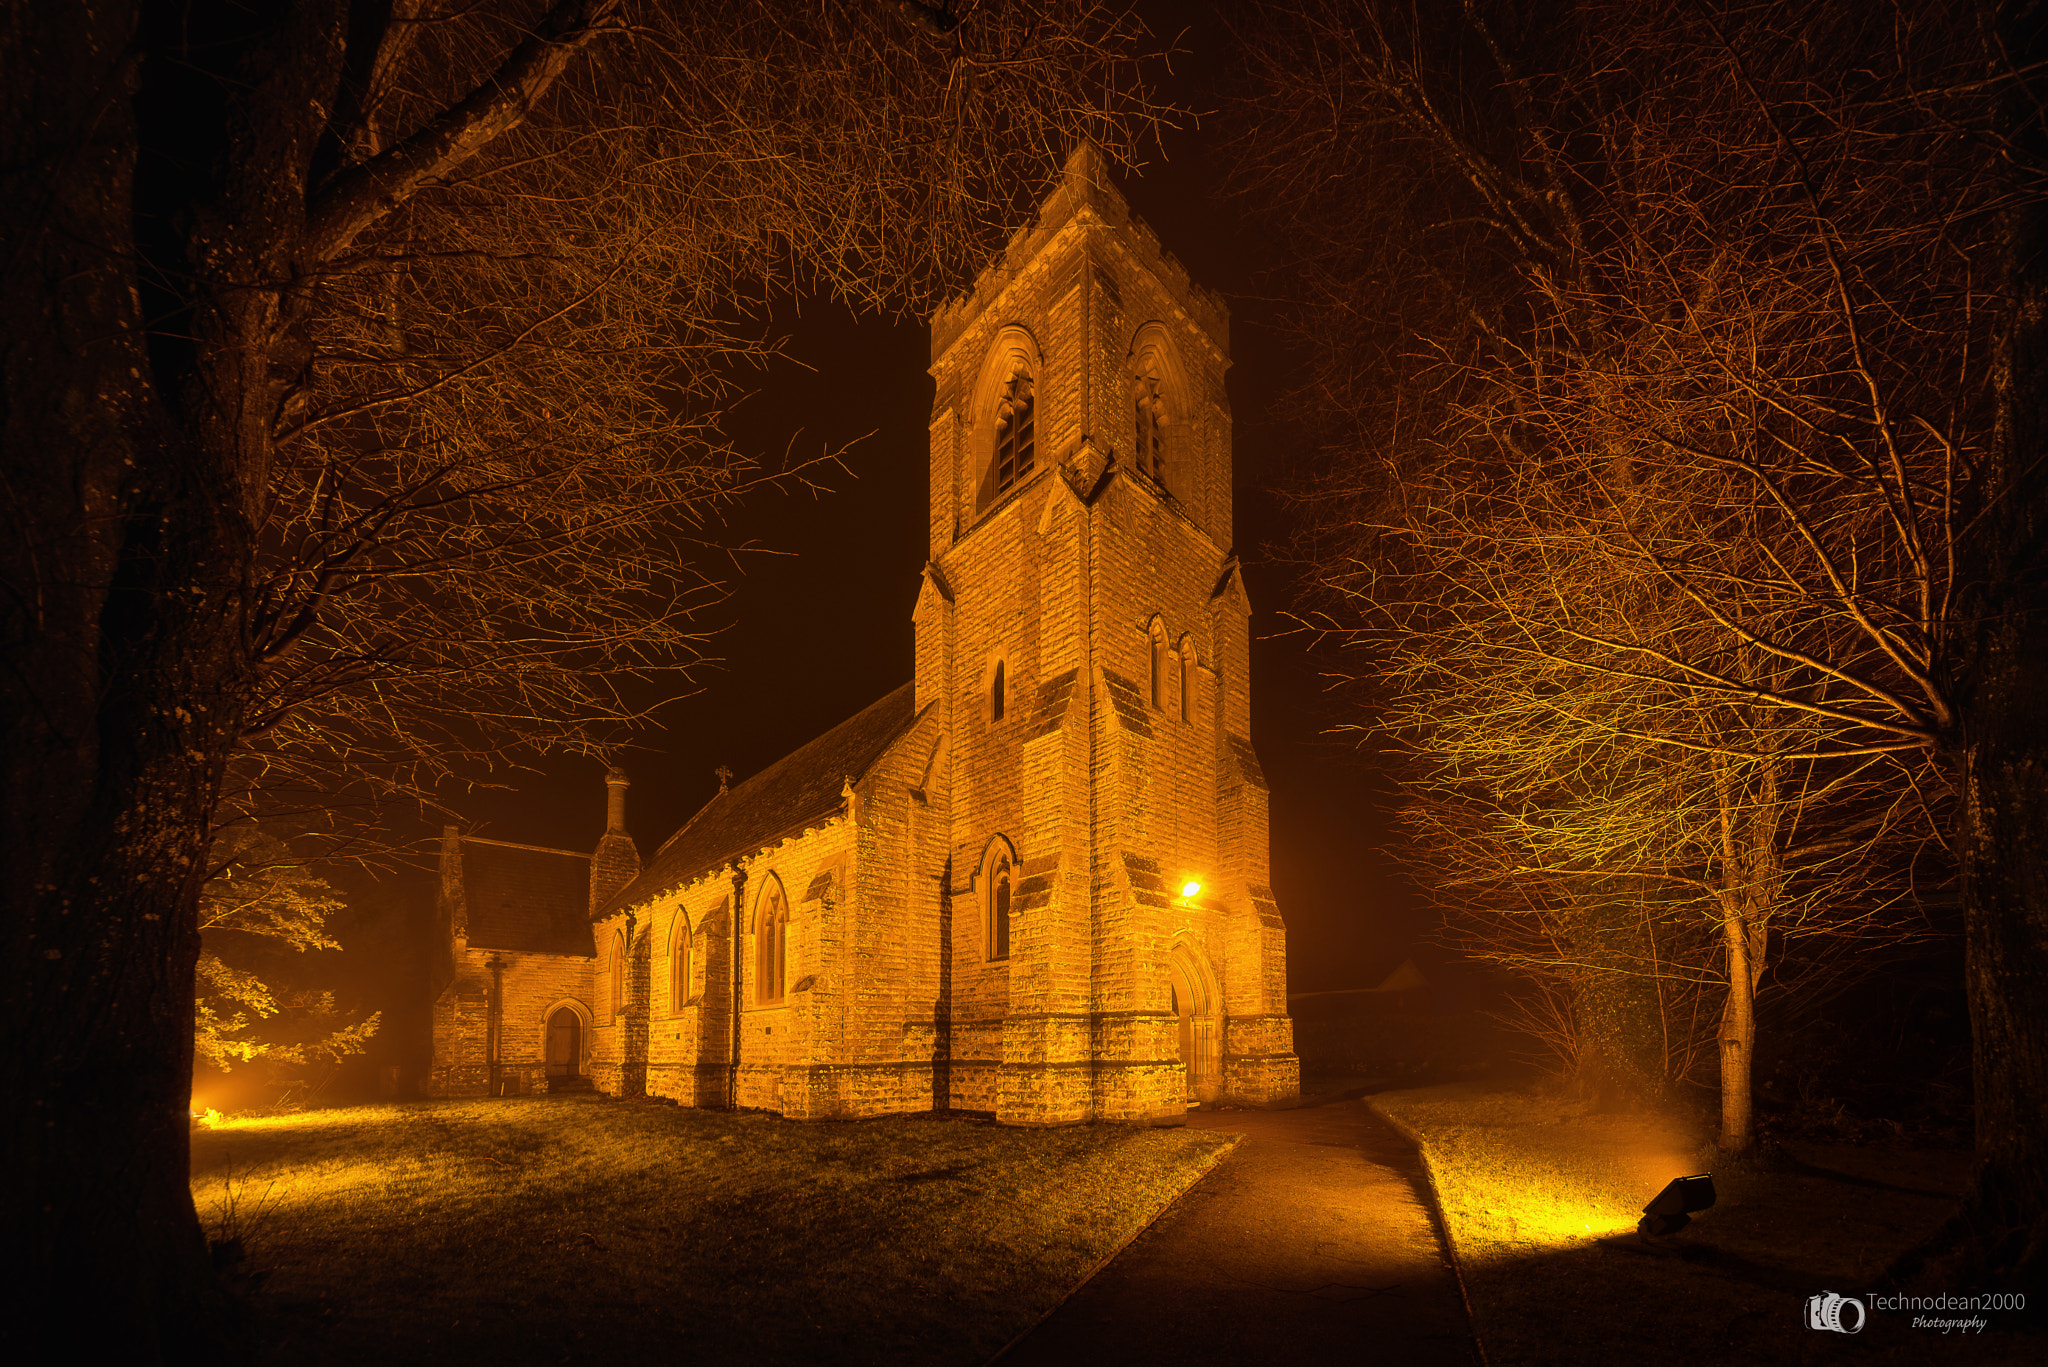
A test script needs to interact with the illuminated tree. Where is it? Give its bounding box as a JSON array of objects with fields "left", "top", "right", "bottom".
[
  {"left": 1229, "top": 0, "right": 2044, "bottom": 1282},
  {"left": 1373, "top": 465, "right": 1940, "bottom": 1142},
  {"left": 1, "top": 0, "right": 1164, "bottom": 1346},
  {"left": 194, "top": 829, "right": 378, "bottom": 1077}
]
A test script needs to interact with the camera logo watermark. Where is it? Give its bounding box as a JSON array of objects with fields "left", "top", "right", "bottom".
[
  {"left": 1807, "top": 1291, "right": 2022, "bottom": 1334},
  {"left": 1806, "top": 1292, "right": 1865, "bottom": 1334}
]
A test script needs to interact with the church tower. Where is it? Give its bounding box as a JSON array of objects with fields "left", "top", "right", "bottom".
[{"left": 915, "top": 145, "right": 1299, "bottom": 1123}]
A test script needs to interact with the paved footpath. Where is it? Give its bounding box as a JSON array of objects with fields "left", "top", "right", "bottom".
[{"left": 995, "top": 1096, "right": 1478, "bottom": 1367}]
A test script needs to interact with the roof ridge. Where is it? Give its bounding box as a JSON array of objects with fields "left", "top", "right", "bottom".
[
  {"left": 648, "top": 785, "right": 724, "bottom": 861},
  {"left": 594, "top": 682, "right": 918, "bottom": 918},
  {"left": 460, "top": 835, "right": 590, "bottom": 859}
]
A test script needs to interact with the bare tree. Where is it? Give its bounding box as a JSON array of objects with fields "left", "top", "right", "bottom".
[
  {"left": 1, "top": 0, "right": 1164, "bottom": 1346},
  {"left": 1372, "top": 474, "right": 1940, "bottom": 1145},
  {"left": 1227, "top": 0, "right": 2044, "bottom": 1283}
]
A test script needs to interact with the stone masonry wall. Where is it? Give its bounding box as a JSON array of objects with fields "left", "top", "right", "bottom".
[
  {"left": 424, "top": 947, "right": 593, "bottom": 1097},
  {"left": 586, "top": 703, "right": 950, "bottom": 1123}
]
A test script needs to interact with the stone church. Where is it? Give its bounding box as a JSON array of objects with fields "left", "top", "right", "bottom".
[{"left": 426, "top": 145, "right": 1299, "bottom": 1124}]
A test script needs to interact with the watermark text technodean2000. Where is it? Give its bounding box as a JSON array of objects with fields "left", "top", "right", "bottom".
[{"left": 1806, "top": 1292, "right": 2025, "bottom": 1334}]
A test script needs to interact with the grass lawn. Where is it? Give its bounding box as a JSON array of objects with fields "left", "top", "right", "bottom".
[
  {"left": 190, "top": 1096, "right": 1233, "bottom": 1365},
  {"left": 1373, "top": 1083, "right": 2036, "bottom": 1365}
]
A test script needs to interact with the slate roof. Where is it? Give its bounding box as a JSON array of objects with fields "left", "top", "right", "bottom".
[
  {"left": 600, "top": 682, "right": 920, "bottom": 917},
  {"left": 461, "top": 837, "right": 595, "bottom": 956}
]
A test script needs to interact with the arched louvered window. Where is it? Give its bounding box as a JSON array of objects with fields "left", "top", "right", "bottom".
[
  {"left": 1129, "top": 325, "right": 1180, "bottom": 496},
  {"left": 755, "top": 878, "right": 789, "bottom": 1004},
  {"left": 975, "top": 330, "right": 1045, "bottom": 515},
  {"left": 1134, "top": 374, "right": 1165, "bottom": 485},
  {"left": 993, "top": 372, "right": 1036, "bottom": 497}
]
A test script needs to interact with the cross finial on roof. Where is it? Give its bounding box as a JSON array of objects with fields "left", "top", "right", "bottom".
[{"left": 715, "top": 764, "right": 732, "bottom": 794}]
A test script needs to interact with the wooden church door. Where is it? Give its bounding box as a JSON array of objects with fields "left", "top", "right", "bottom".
[
  {"left": 1170, "top": 980, "right": 1195, "bottom": 1103},
  {"left": 546, "top": 1008, "right": 581, "bottom": 1077}
]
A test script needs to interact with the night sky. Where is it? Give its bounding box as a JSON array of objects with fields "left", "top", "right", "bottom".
[{"left": 451, "top": 50, "right": 1429, "bottom": 996}]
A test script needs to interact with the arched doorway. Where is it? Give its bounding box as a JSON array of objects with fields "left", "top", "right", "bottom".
[
  {"left": 1169, "top": 978, "right": 1196, "bottom": 1104},
  {"left": 546, "top": 1006, "right": 582, "bottom": 1078},
  {"left": 1167, "top": 943, "right": 1222, "bottom": 1106}
]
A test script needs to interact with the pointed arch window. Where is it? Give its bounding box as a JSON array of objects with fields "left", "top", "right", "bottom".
[
  {"left": 1149, "top": 619, "right": 1169, "bottom": 711},
  {"left": 979, "top": 835, "right": 1017, "bottom": 964},
  {"left": 975, "top": 331, "right": 1045, "bottom": 515},
  {"left": 993, "top": 372, "right": 1036, "bottom": 497},
  {"left": 989, "top": 856, "right": 1012, "bottom": 962},
  {"left": 755, "top": 878, "right": 789, "bottom": 1004},
  {"left": 668, "top": 912, "right": 692, "bottom": 1014},
  {"left": 609, "top": 929, "right": 627, "bottom": 1018},
  {"left": 992, "top": 659, "right": 1006, "bottom": 723},
  {"left": 1129, "top": 324, "right": 1181, "bottom": 497},
  {"left": 1134, "top": 373, "right": 1166, "bottom": 486},
  {"left": 1176, "top": 635, "right": 1195, "bottom": 723}
]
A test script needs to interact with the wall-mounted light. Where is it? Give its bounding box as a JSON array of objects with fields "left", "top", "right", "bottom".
[
  {"left": 1180, "top": 880, "right": 1202, "bottom": 899},
  {"left": 1638, "top": 1174, "right": 1716, "bottom": 1237}
]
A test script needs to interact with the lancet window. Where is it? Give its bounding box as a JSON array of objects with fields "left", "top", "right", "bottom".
[
  {"left": 1149, "top": 618, "right": 1170, "bottom": 711},
  {"left": 1176, "top": 635, "right": 1195, "bottom": 723},
  {"left": 668, "top": 913, "right": 691, "bottom": 1014},
  {"left": 755, "top": 877, "right": 789, "bottom": 1004},
  {"left": 978, "top": 835, "right": 1018, "bottom": 964},
  {"left": 989, "top": 854, "right": 1013, "bottom": 962},
  {"left": 609, "top": 929, "right": 627, "bottom": 1017}
]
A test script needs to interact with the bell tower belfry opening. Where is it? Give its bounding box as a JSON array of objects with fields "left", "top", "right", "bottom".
[{"left": 915, "top": 144, "right": 1299, "bottom": 1123}]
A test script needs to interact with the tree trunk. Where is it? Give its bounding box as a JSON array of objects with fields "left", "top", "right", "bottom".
[
  {"left": 1, "top": 0, "right": 783, "bottom": 1347},
  {"left": 1, "top": 0, "right": 347, "bottom": 1348},
  {"left": 1951, "top": 9, "right": 2048, "bottom": 1286},
  {"left": 1712, "top": 756, "right": 1772, "bottom": 1154},
  {"left": 1954, "top": 720, "right": 2048, "bottom": 1288},
  {"left": 0, "top": 3, "right": 254, "bottom": 1350},
  {"left": 1716, "top": 901, "right": 1757, "bottom": 1153}
]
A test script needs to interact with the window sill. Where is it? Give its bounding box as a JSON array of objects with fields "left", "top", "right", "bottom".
[{"left": 965, "top": 467, "right": 1048, "bottom": 535}]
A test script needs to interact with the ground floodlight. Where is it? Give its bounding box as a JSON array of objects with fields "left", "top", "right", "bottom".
[{"left": 1638, "top": 1174, "right": 1716, "bottom": 1238}]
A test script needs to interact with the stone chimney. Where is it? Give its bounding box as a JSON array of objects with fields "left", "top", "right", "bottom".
[
  {"left": 433, "top": 825, "right": 469, "bottom": 997},
  {"left": 589, "top": 766, "right": 642, "bottom": 916}
]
